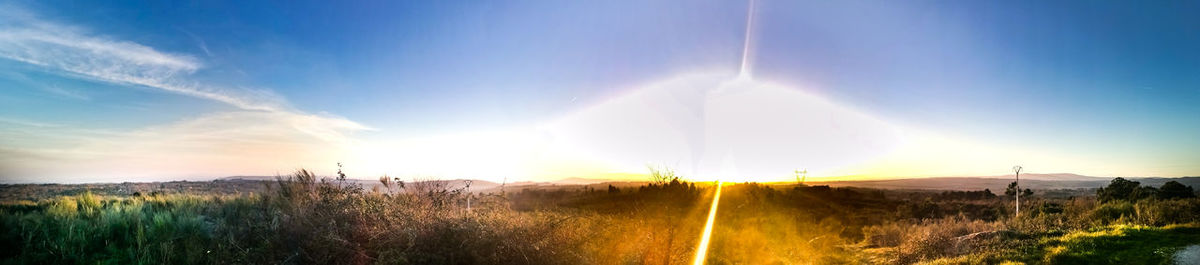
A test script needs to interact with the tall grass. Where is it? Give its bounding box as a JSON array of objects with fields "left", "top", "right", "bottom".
[
  {"left": 2, "top": 172, "right": 1197, "bottom": 264},
  {"left": 864, "top": 197, "right": 1200, "bottom": 264},
  {"left": 0, "top": 169, "right": 722, "bottom": 265},
  {"left": 0, "top": 170, "right": 597, "bottom": 265},
  {"left": 0, "top": 191, "right": 216, "bottom": 264}
]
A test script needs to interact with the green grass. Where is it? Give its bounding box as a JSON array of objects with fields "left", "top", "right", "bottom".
[
  {"left": 0, "top": 192, "right": 218, "bottom": 264},
  {"left": 1041, "top": 224, "right": 1200, "bottom": 265},
  {"left": 919, "top": 223, "right": 1200, "bottom": 265}
]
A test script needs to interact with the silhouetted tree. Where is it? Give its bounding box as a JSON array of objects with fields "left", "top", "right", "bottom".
[
  {"left": 934, "top": 190, "right": 996, "bottom": 201},
  {"left": 1159, "top": 181, "right": 1196, "bottom": 199},
  {"left": 1005, "top": 183, "right": 1033, "bottom": 197},
  {"left": 1097, "top": 177, "right": 1156, "bottom": 202},
  {"left": 336, "top": 162, "right": 347, "bottom": 182}
]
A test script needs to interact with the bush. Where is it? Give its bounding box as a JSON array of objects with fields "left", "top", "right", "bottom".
[
  {"left": 1097, "top": 178, "right": 1157, "bottom": 202},
  {"left": 1159, "top": 181, "right": 1196, "bottom": 200},
  {"left": 862, "top": 216, "right": 1005, "bottom": 264}
]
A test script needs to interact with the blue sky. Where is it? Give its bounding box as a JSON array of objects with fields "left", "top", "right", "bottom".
[{"left": 1, "top": 0, "right": 1198, "bottom": 183}]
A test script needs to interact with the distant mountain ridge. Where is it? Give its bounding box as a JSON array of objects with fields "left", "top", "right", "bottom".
[
  {"left": 805, "top": 175, "right": 1200, "bottom": 192},
  {"left": 4, "top": 174, "right": 1196, "bottom": 201},
  {"left": 211, "top": 174, "right": 1200, "bottom": 193},
  {"left": 551, "top": 177, "right": 622, "bottom": 185},
  {"left": 969, "top": 173, "right": 1106, "bottom": 181},
  {"left": 220, "top": 176, "right": 501, "bottom": 191}
]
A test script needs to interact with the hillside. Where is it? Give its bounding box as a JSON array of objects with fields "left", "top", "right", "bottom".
[{"left": 803, "top": 175, "right": 1200, "bottom": 192}]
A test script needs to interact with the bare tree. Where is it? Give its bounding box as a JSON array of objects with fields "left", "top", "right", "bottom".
[{"left": 648, "top": 165, "right": 679, "bottom": 185}]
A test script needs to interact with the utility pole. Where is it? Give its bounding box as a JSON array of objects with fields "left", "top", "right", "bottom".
[
  {"left": 795, "top": 169, "right": 807, "bottom": 185},
  {"left": 465, "top": 180, "right": 472, "bottom": 213},
  {"left": 501, "top": 176, "right": 507, "bottom": 196},
  {"left": 1013, "top": 165, "right": 1022, "bottom": 218}
]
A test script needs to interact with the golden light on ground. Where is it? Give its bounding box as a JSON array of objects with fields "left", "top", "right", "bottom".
[{"left": 693, "top": 181, "right": 724, "bottom": 265}]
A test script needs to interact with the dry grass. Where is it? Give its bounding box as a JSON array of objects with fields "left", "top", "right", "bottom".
[{"left": 2, "top": 171, "right": 1198, "bottom": 264}]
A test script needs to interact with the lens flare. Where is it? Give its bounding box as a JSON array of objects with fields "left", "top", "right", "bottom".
[
  {"left": 692, "top": 181, "right": 723, "bottom": 265},
  {"left": 739, "top": 0, "right": 756, "bottom": 79}
]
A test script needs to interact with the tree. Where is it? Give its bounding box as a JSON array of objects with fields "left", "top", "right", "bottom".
[
  {"left": 1159, "top": 181, "right": 1196, "bottom": 199},
  {"left": 607, "top": 184, "right": 620, "bottom": 194},
  {"left": 1005, "top": 183, "right": 1033, "bottom": 197},
  {"left": 647, "top": 165, "right": 679, "bottom": 185},
  {"left": 1097, "top": 177, "right": 1156, "bottom": 202}
]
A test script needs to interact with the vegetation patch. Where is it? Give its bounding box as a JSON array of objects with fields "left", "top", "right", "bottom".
[
  {"left": 1041, "top": 224, "right": 1200, "bottom": 265},
  {"left": 1, "top": 172, "right": 1197, "bottom": 264}
]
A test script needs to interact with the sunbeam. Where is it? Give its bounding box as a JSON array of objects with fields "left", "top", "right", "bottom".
[{"left": 692, "top": 181, "right": 723, "bottom": 265}]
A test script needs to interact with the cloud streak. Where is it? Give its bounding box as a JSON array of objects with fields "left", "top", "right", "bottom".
[
  {"left": 0, "top": 5, "right": 369, "bottom": 182},
  {"left": 2, "top": 6, "right": 326, "bottom": 113},
  {"left": 0, "top": 5, "right": 366, "bottom": 134},
  {"left": 0, "top": 19, "right": 290, "bottom": 111}
]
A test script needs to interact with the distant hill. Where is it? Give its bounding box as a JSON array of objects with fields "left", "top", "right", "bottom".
[
  {"left": 220, "top": 176, "right": 500, "bottom": 192},
  {"left": 217, "top": 175, "right": 639, "bottom": 193},
  {"left": 551, "top": 177, "right": 622, "bottom": 185},
  {"left": 415, "top": 179, "right": 501, "bottom": 191},
  {"left": 976, "top": 173, "right": 1107, "bottom": 181},
  {"left": 370, "top": 174, "right": 1200, "bottom": 193},
  {"left": 802, "top": 175, "right": 1200, "bottom": 192},
  {"left": 4, "top": 174, "right": 1193, "bottom": 202}
]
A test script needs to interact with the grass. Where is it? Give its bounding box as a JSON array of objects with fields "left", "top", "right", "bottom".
[
  {"left": 1, "top": 171, "right": 1198, "bottom": 264},
  {"left": 1041, "top": 224, "right": 1200, "bottom": 264},
  {"left": 0, "top": 171, "right": 712, "bottom": 264},
  {"left": 916, "top": 224, "right": 1200, "bottom": 265},
  {"left": 0, "top": 192, "right": 218, "bottom": 264}
]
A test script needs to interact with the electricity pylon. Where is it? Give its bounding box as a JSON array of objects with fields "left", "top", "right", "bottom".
[
  {"left": 795, "top": 169, "right": 807, "bottom": 185},
  {"left": 1013, "top": 165, "right": 1022, "bottom": 218}
]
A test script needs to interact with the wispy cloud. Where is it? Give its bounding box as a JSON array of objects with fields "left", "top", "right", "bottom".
[
  {"left": 39, "top": 83, "right": 90, "bottom": 100},
  {"left": 177, "top": 28, "right": 214, "bottom": 57},
  {"left": 0, "top": 71, "right": 89, "bottom": 100},
  {"left": 0, "top": 5, "right": 292, "bottom": 112},
  {"left": 0, "top": 5, "right": 369, "bottom": 182},
  {"left": 0, "top": 4, "right": 367, "bottom": 134}
]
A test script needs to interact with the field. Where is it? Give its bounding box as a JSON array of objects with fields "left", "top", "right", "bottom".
[{"left": 1, "top": 170, "right": 1198, "bottom": 265}]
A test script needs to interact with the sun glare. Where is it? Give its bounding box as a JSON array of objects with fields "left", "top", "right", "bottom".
[{"left": 692, "top": 181, "right": 723, "bottom": 265}]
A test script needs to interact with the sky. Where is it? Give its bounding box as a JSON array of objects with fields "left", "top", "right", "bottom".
[{"left": 1, "top": 0, "right": 1198, "bottom": 183}]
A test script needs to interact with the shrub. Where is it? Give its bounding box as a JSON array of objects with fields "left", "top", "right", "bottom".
[
  {"left": 1097, "top": 178, "right": 1157, "bottom": 202},
  {"left": 862, "top": 216, "right": 1005, "bottom": 264},
  {"left": 1159, "top": 181, "right": 1196, "bottom": 200}
]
